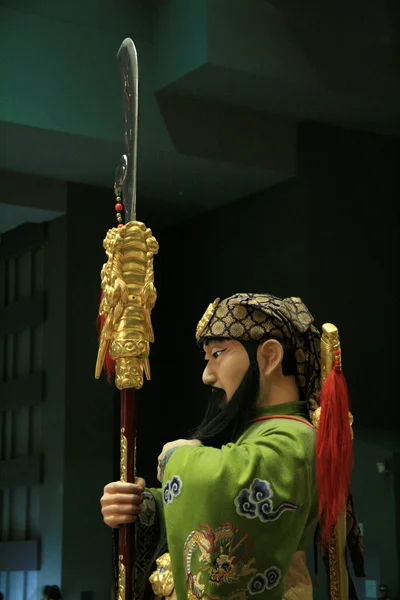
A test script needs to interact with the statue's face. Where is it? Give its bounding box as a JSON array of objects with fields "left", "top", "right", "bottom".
[
  {"left": 149, "top": 553, "right": 174, "bottom": 596},
  {"left": 202, "top": 339, "right": 250, "bottom": 402}
]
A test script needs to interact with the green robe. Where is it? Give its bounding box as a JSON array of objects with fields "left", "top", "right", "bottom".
[{"left": 149, "top": 401, "right": 318, "bottom": 600}]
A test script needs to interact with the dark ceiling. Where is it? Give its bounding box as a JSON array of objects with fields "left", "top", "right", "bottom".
[{"left": 1, "top": 0, "right": 398, "bottom": 232}]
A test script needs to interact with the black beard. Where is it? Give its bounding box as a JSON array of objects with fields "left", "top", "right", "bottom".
[
  {"left": 191, "top": 357, "right": 260, "bottom": 448},
  {"left": 210, "top": 386, "right": 226, "bottom": 407}
]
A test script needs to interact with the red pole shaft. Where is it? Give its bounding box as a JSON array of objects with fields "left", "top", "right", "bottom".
[{"left": 119, "top": 387, "right": 137, "bottom": 600}]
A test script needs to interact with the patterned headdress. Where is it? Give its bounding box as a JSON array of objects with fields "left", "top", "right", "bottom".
[{"left": 196, "top": 293, "right": 321, "bottom": 413}]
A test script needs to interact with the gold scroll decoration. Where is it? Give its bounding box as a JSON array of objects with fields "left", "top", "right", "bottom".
[
  {"left": 120, "top": 428, "right": 128, "bottom": 482},
  {"left": 95, "top": 221, "right": 159, "bottom": 390},
  {"left": 118, "top": 554, "right": 126, "bottom": 600},
  {"left": 320, "top": 323, "right": 339, "bottom": 384}
]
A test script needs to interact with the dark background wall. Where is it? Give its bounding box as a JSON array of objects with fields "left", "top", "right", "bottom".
[
  {"left": 145, "top": 122, "right": 399, "bottom": 441},
  {"left": 60, "top": 183, "right": 117, "bottom": 599},
  {"left": 305, "top": 123, "right": 399, "bottom": 432},
  {"left": 0, "top": 121, "right": 398, "bottom": 599}
]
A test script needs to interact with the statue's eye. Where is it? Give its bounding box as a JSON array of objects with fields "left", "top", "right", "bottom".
[
  {"left": 221, "top": 563, "right": 230, "bottom": 570},
  {"left": 160, "top": 567, "right": 165, "bottom": 573}
]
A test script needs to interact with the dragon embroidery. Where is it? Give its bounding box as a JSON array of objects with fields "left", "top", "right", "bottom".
[{"left": 183, "top": 522, "right": 257, "bottom": 600}]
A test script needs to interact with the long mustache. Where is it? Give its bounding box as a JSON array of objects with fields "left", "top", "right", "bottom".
[
  {"left": 191, "top": 359, "right": 260, "bottom": 447},
  {"left": 210, "top": 386, "right": 226, "bottom": 407}
]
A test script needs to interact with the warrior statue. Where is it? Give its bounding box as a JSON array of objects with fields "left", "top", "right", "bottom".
[{"left": 96, "top": 40, "right": 365, "bottom": 600}]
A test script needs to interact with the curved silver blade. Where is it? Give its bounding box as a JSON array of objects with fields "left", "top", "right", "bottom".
[{"left": 116, "top": 38, "right": 138, "bottom": 222}]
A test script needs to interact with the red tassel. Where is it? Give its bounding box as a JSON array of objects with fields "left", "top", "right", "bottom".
[
  {"left": 97, "top": 293, "right": 116, "bottom": 381},
  {"left": 316, "top": 368, "right": 353, "bottom": 548}
]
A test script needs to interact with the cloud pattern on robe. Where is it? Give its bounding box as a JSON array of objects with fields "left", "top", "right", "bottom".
[{"left": 234, "top": 478, "right": 298, "bottom": 522}]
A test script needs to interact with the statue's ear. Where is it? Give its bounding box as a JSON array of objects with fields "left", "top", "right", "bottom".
[{"left": 257, "top": 339, "right": 284, "bottom": 377}]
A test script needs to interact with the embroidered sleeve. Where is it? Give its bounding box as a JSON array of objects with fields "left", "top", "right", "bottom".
[
  {"left": 133, "top": 490, "right": 161, "bottom": 600},
  {"left": 161, "top": 423, "right": 318, "bottom": 600},
  {"left": 138, "top": 490, "right": 157, "bottom": 527}
]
